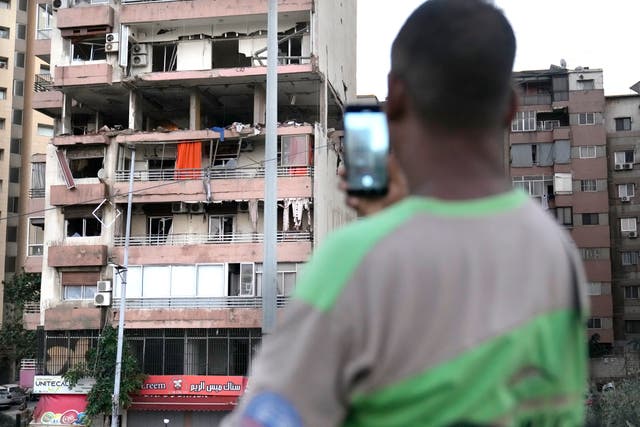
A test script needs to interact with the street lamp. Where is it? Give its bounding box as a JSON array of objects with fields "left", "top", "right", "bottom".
[{"left": 163, "top": 419, "right": 170, "bottom": 427}]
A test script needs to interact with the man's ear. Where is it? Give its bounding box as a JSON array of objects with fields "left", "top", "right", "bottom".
[{"left": 386, "top": 73, "right": 407, "bottom": 122}]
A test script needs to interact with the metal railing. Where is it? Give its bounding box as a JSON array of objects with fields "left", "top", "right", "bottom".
[
  {"left": 34, "top": 73, "right": 53, "bottom": 92},
  {"left": 29, "top": 188, "right": 45, "bottom": 198},
  {"left": 113, "top": 231, "right": 311, "bottom": 246},
  {"left": 115, "top": 295, "right": 290, "bottom": 309},
  {"left": 114, "top": 166, "right": 313, "bottom": 182},
  {"left": 23, "top": 302, "right": 40, "bottom": 314},
  {"left": 520, "top": 94, "right": 552, "bottom": 106},
  {"left": 20, "top": 359, "right": 37, "bottom": 370}
]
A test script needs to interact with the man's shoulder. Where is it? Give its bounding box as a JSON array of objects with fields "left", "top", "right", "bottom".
[{"left": 294, "top": 201, "right": 418, "bottom": 311}]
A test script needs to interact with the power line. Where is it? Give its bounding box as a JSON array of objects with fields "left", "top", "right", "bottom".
[{"left": 1, "top": 141, "right": 336, "bottom": 223}]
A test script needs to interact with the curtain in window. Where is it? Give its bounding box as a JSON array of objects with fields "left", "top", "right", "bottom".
[
  {"left": 511, "top": 144, "right": 532, "bottom": 167},
  {"left": 175, "top": 141, "right": 202, "bottom": 179},
  {"left": 31, "top": 162, "right": 45, "bottom": 189},
  {"left": 538, "top": 143, "right": 554, "bottom": 166},
  {"left": 554, "top": 140, "right": 570, "bottom": 164}
]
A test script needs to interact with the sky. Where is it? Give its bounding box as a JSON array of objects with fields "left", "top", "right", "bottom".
[{"left": 357, "top": 0, "right": 640, "bottom": 99}]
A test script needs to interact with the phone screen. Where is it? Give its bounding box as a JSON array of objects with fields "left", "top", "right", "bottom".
[{"left": 344, "top": 106, "right": 390, "bottom": 196}]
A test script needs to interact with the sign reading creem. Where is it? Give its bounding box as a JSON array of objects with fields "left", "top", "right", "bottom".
[
  {"left": 138, "top": 375, "right": 246, "bottom": 396},
  {"left": 33, "top": 376, "right": 95, "bottom": 395}
]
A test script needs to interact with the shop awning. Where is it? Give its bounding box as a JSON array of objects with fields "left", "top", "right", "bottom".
[{"left": 130, "top": 395, "right": 238, "bottom": 411}]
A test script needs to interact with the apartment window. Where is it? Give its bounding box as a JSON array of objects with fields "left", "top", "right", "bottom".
[
  {"left": 0, "top": 118, "right": 5, "bottom": 129},
  {"left": 37, "top": 124, "right": 54, "bottom": 137},
  {"left": 31, "top": 162, "right": 45, "bottom": 197},
  {"left": 13, "top": 79, "right": 23, "bottom": 97},
  {"left": 582, "top": 213, "right": 599, "bottom": 225},
  {"left": 0, "top": 57, "right": 7, "bottom": 68},
  {"left": 579, "top": 146, "right": 596, "bottom": 159},
  {"left": 580, "top": 179, "right": 597, "bottom": 192},
  {"left": 511, "top": 143, "right": 554, "bottom": 167},
  {"left": 555, "top": 207, "right": 573, "bottom": 226},
  {"left": 512, "top": 177, "right": 553, "bottom": 203},
  {"left": 0, "top": 87, "right": 5, "bottom": 100},
  {"left": 0, "top": 27, "right": 9, "bottom": 39},
  {"left": 625, "top": 286, "right": 640, "bottom": 299},
  {"left": 622, "top": 251, "right": 639, "bottom": 266},
  {"left": 12, "top": 109, "right": 22, "bottom": 125},
  {"left": 619, "top": 183, "right": 635, "bottom": 198},
  {"left": 15, "top": 52, "right": 24, "bottom": 68},
  {"left": 626, "top": 320, "right": 640, "bottom": 334},
  {"left": 0, "top": 0, "right": 9, "bottom": 9},
  {"left": 6, "top": 226, "right": 17, "bottom": 242},
  {"left": 8, "top": 197, "right": 18, "bottom": 212},
  {"left": 579, "top": 113, "right": 595, "bottom": 125},
  {"left": 621, "top": 217, "right": 637, "bottom": 233},
  {"left": 580, "top": 248, "right": 608, "bottom": 260},
  {"left": 588, "top": 282, "right": 603, "bottom": 296},
  {"left": 255, "top": 263, "right": 299, "bottom": 297},
  {"left": 147, "top": 216, "right": 173, "bottom": 244},
  {"left": 579, "top": 80, "right": 595, "bottom": 90},
  {"left": 280, "top": 135, "right": 311, "bottom": 166},
  {"left": 65, "top": 207, "right": 102, "bottom": 237},
  {"left": 5, "top": 257, "right": 15, "bottom": 273},
  {"left": 72, "top": 38, "right": 106, "bottom": 62},
  {"left": 587, "top": 318, "right": 602, "bottom": 329},
  {"left": 615, "top": 117, "right": 632, "bottom": 131},
  {"left": 18, "top": 0, "right": 25, "bottom": 10},
  {"left": 152, "top": 44, "right": 178, "bottom": 72},
  {"left": 66, "top": 146, "right": 104, "bottom": 178},
  {"left": 511, "top": 111, "right": 536, "bottom": 132},
  {"left": 28, "top": 218, "right": 44, "bottom": 256},
  {"left": 615, "top": 150, "right": 634, "bottom": 165},
  {"left": 208, "top": 216, "right": 234, "bottom": 240},
  {"left": 9, "top": 167, "right": 20, "bottom": 183},
  {"left": 16, "top": 24, "right": 25, "bottom": 40},
  {"left": 36, "top": 3, "right": 52, "bottom": 39},
  {"left": 10, "top": 139, "right": 20, "bottom": 154},
  {"left": 63, "top": 285, "right": 97, "bottom": 301}
]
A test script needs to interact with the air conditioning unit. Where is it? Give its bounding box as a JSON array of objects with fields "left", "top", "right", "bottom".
[
  {"left": 94, "top": 292, "right": 112, "bottom": 307},
  {"left": 615, "top": 164, "right": 624, "bottom": 170},
  {"left": 629, "top": 231, "right": 638, "bottom": 239},
  {"left": 131, "top": 54, "right": 148, "bottom": 67},
  {"left": 189, "top": 202, "right": 205, "bottom": 214},
  {"left": 171, "top": 202, "right": 188, "bottom": 214},
  {"left": 238, "top": 201, "right": 249, "bottom": 212},
  {"left": 97, "top": 280, "right": 112, "bottom": 292},
  {"left": 52, "top": 0, "right": 65, "bottom": 10},
  {"left": 105, "top": 33, "right": 119, "bottom": 43},
  {"left": 105, "top": 42, "right": 119, "bottom": 53},
  {"left": 624, "top": 163, "right": 634, "bottom": 170},
  {"left": 131, "top": 44, "right": 148, "bottom": 55},
  {"left": 621, "top": 196, "right": 632, "bottom": 203}
]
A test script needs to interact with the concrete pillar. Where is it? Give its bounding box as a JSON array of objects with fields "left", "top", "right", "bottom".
[
  {"left": 319, "top": 77, "right": 328, "bottom": 132},
  {"left": 253, "top": 84, "right": 266, "bottom": 124},
  {"left": 128, "top": 90, "right": 142, "bottom": 130},
  {"left": 189, "top": 89, "right": 201, "bottom": 130},
  {"left": 61, "top": 93, "right": 72, "bottom": 134}
]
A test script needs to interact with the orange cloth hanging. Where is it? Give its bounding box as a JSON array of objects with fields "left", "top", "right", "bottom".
[{"left": 175, "top": 141, "right": 202, "bottom": 179}]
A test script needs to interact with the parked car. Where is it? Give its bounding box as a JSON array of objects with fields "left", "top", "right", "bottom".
[
  {"left": 1, "top": 384, "right": 27, "bottom": 406},
  {"left": 0, "top": 389, "right": 11, "bottom": 409}
]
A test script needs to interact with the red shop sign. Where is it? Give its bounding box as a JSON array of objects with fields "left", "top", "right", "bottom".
[{"left": 138, "top": 376, "right": 247, "bottom": 397}]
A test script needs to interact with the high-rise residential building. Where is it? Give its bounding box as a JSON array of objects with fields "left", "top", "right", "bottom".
[
  {"left": 509, "top": 66, "right": 613, "bottom": 346},
  {"left": 27, "top": 0, "right": 355, "bottom": 424},
  {"left": 0, "top": 0, "right": 54, "bottom": 381},
  {"left": 605, "top": 92, "right": 640, "bottom": 343}
]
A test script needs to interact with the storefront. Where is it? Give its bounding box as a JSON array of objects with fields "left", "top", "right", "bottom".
[
  {"left": 31, "top": 375, "right": 95, "bottom": 425},
  {"left": 127, "top": 375, "right": 247, "bottom": 426}
]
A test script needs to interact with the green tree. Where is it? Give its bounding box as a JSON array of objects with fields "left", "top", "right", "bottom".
[
  {"left": 590, "top": 377, "right": 640, "bottom": 426},
  {"left": 64, "top": 325, "right": 146, "bottom": 425},
  {"left": 0, "top": 272, "right": 40, "bottom": 376}
]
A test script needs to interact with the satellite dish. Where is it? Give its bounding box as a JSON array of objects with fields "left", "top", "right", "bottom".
[
  {"left": 560, "top": 59, "right": 567, "bottom": 69},
  {"left": 97, "top": 168, "right": 107, "bottom": 182}
]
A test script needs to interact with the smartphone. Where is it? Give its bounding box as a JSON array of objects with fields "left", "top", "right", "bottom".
[{"left": 343, "top": 104, "right": 390, "bottom": 196}]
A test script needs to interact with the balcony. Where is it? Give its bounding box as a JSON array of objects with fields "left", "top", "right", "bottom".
[
  {"left": 48, "top": 245, "right": 108, "bottom": 267},
  {"left": 50, "top": 183, "right": 108, "bottom": 206},
  {"left": 114, "top": 166, "right": 313, "bottom": 182},
  {"left": 115, "top": 295, "right": 290, "bottom": 309},
  {"left": 114, "top": 231, "right": 311, "bottom": 246},
  {"left": 54, "top": 63, "right": 113, "bottom": 87}
]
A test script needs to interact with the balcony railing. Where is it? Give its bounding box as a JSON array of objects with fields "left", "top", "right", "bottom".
[
  {"left": 29, "top": 188, "right": 46, "bottom": 198},
  {"left": 520, "top": 94, "right": 552, "bottom": 106},
  {"left": 114, "top": 231, "right": 311, "bottom": 246},
  {"left": 114, "top": 295, "right": 290, "bottom": 309},
  {"left": 24, "top": 302, "right": 40, "bottom": 314},
  {"left": 114, "top": 166, "right": 313, "bottom": 182},
  {"left": 34, "top": 74, "right": 53, "bottom": 92}
]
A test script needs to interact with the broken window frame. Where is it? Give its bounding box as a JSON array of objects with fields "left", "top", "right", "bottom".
[
  {"left": 28, "top": 218, "right": 45, "bottom": 256},
  {"left": 65, "top": 145, "right": 105, "bottom": 179},
  {"left": 151, "top": 43, "right": 177, "bottom": 72},
  {"left": 71, "top": 37, "right": 107, "bottom": 62},
  {"left": 65, "top": 207, "right": 103, "bottom": 238},
  {"left": 147, "top": 216, "right": 173, "bottom": 244},
  {"left": 208, "top": 215, "right": 235, "bottom": 239}
]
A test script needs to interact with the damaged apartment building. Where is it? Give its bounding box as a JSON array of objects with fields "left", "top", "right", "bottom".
[
  {"left": 27, "top": 0, "right": 355, "bottom": 424},
  {"left": 508, "top": 66, "right": 614, "bottom": 348}
]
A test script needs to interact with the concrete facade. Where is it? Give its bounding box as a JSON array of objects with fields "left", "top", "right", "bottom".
[{"left": 510, "top": 66, "right": 614, "bottom": 344}]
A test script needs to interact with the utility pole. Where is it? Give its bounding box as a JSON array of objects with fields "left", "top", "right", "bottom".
[
  {"left": 111, "top": 146, "right": 135, "bottom": 427},
  {"left": 262, "top": 0, "right": 278, "bottom": 335}
]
